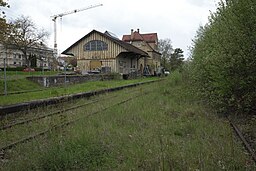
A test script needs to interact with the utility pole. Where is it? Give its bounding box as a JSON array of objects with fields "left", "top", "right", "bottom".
[{"left": 51, "top": 3, "right": 103, "bottom": 55}]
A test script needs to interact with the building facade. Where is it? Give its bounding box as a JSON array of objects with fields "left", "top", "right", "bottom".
[
  {"left": 122, "top": 29, "right": 161, "bottom": 75},
  {"left": 62, "top": 30, "right": 149, "bottom": 75},
  {"left": 62, "top": 29, "right": 161, "bottom": 75},
  {"left": 0, "top": 44, "right": 55, "bottom": 70}
]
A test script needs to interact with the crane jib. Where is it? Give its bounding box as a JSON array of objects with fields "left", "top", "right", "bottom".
[{"left": 50, "top": 3, "right": 103, "bottom": 55}]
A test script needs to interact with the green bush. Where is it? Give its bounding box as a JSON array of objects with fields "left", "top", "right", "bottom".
[{"left": 190, "top": 0, "right": 256, "bottom": 115}]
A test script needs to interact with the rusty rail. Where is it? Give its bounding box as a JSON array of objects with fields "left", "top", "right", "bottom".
[{"left": 229, "top": 118, "right": 256, "bottom": 163}]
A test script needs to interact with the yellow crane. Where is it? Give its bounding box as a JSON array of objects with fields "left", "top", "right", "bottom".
[{"left": 51, "top": 4, "right": 103, "bottom": 54}]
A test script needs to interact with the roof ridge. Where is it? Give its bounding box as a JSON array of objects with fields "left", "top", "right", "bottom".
[
  {"left": 103, "top": 31, "right": 148, "bottom": 56},
  {"left": 62, "top": 30, "right": 148, "bottom": 56}
]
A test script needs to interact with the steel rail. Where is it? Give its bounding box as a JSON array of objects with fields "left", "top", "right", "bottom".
[
  {"left": 0, "top": 88, "right": 141, "bottom": 130},
  {"left": 0, "top": 79, "right": 160, "bottom": 115},
  {"left": 0, "top": 91, "right": 149, "bottom": 152},
  {"left": 229, "top": 118, "right": 256, "bottom": 163}
]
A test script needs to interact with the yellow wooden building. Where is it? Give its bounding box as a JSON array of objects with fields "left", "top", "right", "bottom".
[{"left": 62, "top": 30, "right": 149, "bottom": 74}]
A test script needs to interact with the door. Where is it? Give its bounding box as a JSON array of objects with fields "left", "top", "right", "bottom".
[{"left": 90, "top": 60, "right": 101, "bottom": 70}]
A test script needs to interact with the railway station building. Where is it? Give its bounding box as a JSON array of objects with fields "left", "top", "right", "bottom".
[{"left": 62, "top": 29, "right": 161, "bottom": 75}]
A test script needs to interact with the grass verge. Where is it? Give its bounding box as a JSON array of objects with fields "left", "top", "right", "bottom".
[{"left": 0, "top": 77, "right": 158, "bottom": 106}]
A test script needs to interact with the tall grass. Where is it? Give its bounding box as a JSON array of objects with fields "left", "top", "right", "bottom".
[
  {"left": 0, "top": 78, "right": 42, "bottom": 93},
  {"left": 0, "top": 71, "right": 58, "bottom": 94},
  {"left": 1, "top": 72, "right": 254, "bottom": 170},
  {"left": 0, "top": 77, "right": 158, "bottom": 105}
]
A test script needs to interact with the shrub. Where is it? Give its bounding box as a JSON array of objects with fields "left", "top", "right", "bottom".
[{"left": 190, "top": 0, "right": 256, "bottom": 116}]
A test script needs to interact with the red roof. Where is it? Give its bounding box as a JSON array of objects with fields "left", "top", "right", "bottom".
[{"left": 122, "top": 31, "right": 158, "bottom": 43}]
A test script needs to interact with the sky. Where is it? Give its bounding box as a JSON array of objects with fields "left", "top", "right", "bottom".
[{"left": 3, "top": 0, "right": 218, "bottom": 58}]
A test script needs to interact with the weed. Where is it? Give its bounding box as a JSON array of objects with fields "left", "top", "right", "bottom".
[{"left": 0, "top": 75, "right": 255, "bottom": 170}]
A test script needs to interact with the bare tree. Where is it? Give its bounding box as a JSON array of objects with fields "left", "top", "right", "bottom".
[
  {"left": 7, "top": 15, "right": 49, "bottom": 67},
  {"left": 158, "top": 38, "right": 173, "bottom": 69}
]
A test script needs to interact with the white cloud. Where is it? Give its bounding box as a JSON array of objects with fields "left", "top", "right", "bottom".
[{"left": 4, "top": 0, "right": 218, "bottom": 57}]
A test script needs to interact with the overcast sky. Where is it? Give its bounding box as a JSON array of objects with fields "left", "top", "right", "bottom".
[{"left": 4, "top": 0, "right": 218, "bottom": 58}]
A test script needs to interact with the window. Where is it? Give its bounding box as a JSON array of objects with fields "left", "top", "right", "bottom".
[{"left": 84, "top": 40, "right": 108, "bottom": 51}]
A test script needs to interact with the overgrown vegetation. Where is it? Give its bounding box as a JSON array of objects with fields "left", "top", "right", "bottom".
[
  {"left": 0, "top": 0, "right": 9, "bottom": 41},
  {"left": 0, "top": 71, "right": 58, "bottom": 93},
  {"left": 1, "top": 72, "right": 254, "bottom": 170},
  {"left": 189, "top": 0, "right": 256, "bottom": 116},
  {"left": 158, "top": 39, "right": 184, "bottom": 71},
  {"left": 0, "top": 77, "right": 158, "bottom": 105}
]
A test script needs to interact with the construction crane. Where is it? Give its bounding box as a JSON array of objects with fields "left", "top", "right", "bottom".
[{"left": 51, "top": 4, "right": 103, "bottom": 54}]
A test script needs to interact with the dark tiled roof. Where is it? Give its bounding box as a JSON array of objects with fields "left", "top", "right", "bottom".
[{"left": 62, "top": 30, "right": 148, "bottom": 56}]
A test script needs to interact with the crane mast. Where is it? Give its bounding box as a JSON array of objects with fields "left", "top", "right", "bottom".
[{"left": 51, "top": 4, "right": 103, "bottom": 55}]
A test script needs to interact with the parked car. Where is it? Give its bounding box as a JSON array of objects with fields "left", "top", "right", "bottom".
[
  {"left": 23, "top": 68, "right": 35, "bottom": 72},
  {"left": 164, "top": 70, "right": 170, "bottom": 76}
]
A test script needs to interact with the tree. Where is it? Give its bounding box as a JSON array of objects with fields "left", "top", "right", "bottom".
[
  {"left": 169, "top": 48, "right": 184, "bottom": 71},
  {"left": 7, "top": 16, "right": 49, "bottom": 67},
  {"left": 190, "top": 0, "right": 256, "bottom": 116},
  {"left": 0, "top": 0, "right": 10, "bottom": 42},
  {"left": 158, "top": 38, "right": 173, "bottom": 69},
  {"left": 0, "top": 0, "right": 9, "bottom": 18}
]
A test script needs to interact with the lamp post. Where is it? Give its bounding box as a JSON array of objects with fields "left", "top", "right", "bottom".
[
  {"left": 41, "top": 57, "right": 45, "bottom": 75},
  {"left": 4, "top": 48, "right": 7, "bottom": 96},
  {"left": 64, "top": 62, "right": 67, "bottom": 87}
]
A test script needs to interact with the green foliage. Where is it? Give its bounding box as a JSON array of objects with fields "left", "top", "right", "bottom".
[
  {"left": 190, "top": 0, "right": 256, "bottom": 115},
  {"left": 167, "top": 70, "right": 182, "bottom": 86},
  {"left": 1, "top": 77, "right": 254, "bottom": 170},
  {"left": 158, "top": 39, "right": 184, "bottom": 71},
  {"left": 0, "top": 0, "right": 10, "bottom": 43},
  {"left": 0, "top": 78, "right": 42, "bottom": 93},
  {"left": 40, "top": 138, "right": 110, "bottom": 170},
  {"left": 0, "top": 77, "right": 159, "bottom": 105},
  {"left": 170, "top": 48, "right": 184, "bottom": 71}
]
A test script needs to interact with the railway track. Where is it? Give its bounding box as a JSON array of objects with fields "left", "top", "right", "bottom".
[
  {"left": 0, "top": 79, "right": 160, "bottom": 115},
  {"left": 228, "top": 118, "right": 256, "bottom": 163},
  {"left": 0, "top": 88, "right": 151, "bottom": 154},
  {"left": 1, "top": 79, "right": 254, "bottom": 165},
  {"left": 0, "top": 94, "right": 119, "bottom": 130}
]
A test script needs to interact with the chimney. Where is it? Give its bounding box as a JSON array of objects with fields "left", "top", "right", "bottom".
[
  {"left": 131, "top": 29, "right": 134, "bottom": 40},
  {"left": 137, "top": 28, "right": 140, "bottom": 33}
]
